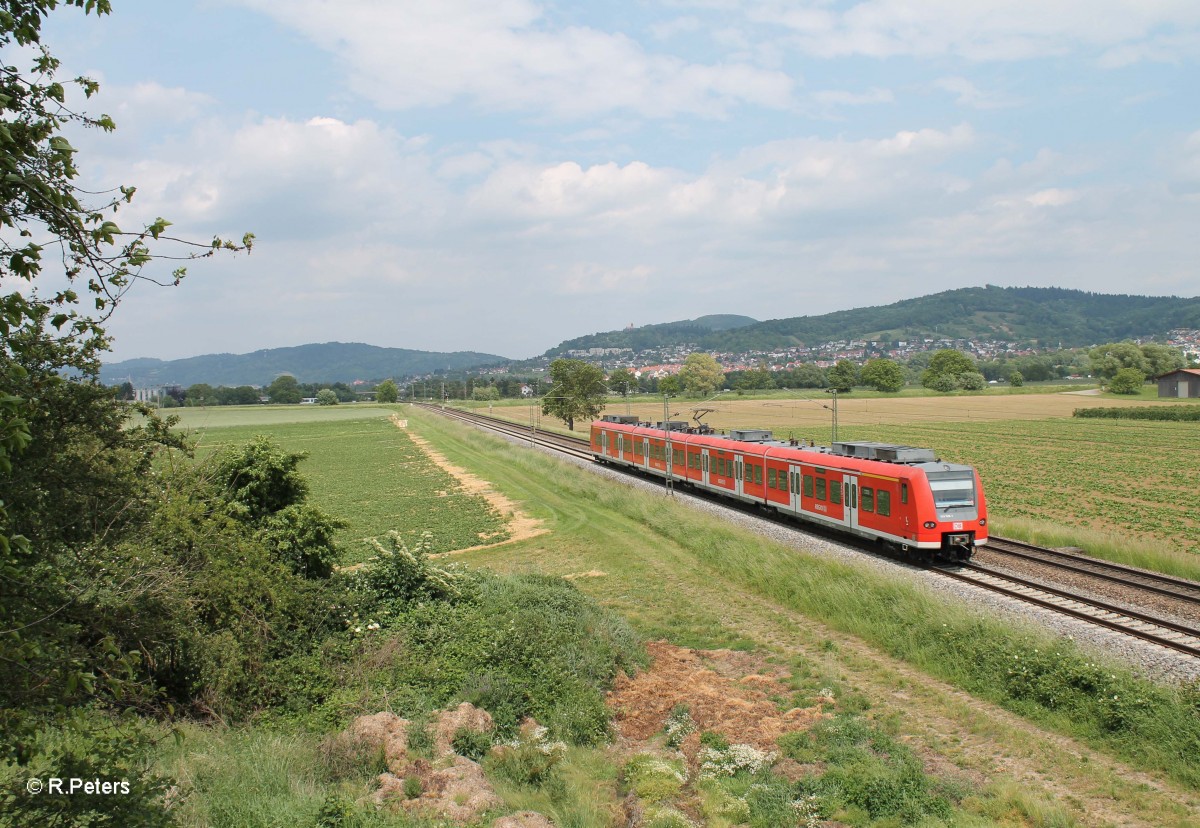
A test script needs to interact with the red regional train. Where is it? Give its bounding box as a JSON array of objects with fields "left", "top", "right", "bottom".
[{"left": 590, "top": 415, "right": 987, "bottom": 560}]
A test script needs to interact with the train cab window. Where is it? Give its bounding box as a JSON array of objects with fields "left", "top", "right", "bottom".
[
  {"left": 803, "top": 475, "right": 814, "bottom": 498},
  {"left": 815, "top": 478, "right": 827, "bottom": 501},
  {"left": 877, "top": 490, "right": 891, "bottom": 516},
  {"left": 861, "top": 486, "right": 875, "bottom": 513},
  {"left": 830, "top": 480, "right": 842, "bottom": 505},
  {"left": 900, "top": 482, "right": 909, "bottom": 504}
]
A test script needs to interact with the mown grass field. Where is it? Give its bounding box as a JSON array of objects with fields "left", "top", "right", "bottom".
[{"left": 180, "top": 406, "right": 508, "bottom": 564}]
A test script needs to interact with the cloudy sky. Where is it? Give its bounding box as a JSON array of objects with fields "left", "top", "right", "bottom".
[{"left": 42, "top": 0, "right": 1200, "bottom": 362}]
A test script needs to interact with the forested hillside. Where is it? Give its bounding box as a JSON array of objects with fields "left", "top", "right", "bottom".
[
  {"left": 101, "top": 342, "right": 508, "bottom": 387},
  {"left": 548, "top": 286, "right": 1200, "bottom": 354}
]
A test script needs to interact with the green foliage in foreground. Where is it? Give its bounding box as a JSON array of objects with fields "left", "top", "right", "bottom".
[
  {"left": 331, "top": 531, "right": 646, "bottom": 743},
  {"left": 1075, "top": 404, "right": 1200, "bottom": 421}
]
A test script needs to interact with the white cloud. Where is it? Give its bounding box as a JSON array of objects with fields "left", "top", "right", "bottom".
[
  {"left": 1026, "top": 188, "right": 1078, "bottom": 207},
  {"left": 749, "top": 0, "right": 1200, "bottom": 63},
  {"left": 812, "top": 87, "right": 894, "bottom": 106},
  {"left": 237, "top": 0, "right": 793, "bottom": 119},
  {"left": 934, "top": 77, "right": 1020, "bottom": 110}
]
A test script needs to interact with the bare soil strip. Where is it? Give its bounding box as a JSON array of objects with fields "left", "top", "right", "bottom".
[{"left": 395, "top": 415, "right": 547, "bottom": 554}]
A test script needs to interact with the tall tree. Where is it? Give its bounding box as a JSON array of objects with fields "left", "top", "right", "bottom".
[
  {"left": 1087, "top": 342, "right": 1150, "bottom": 379},
  {"left": 542, "top": 358, "right": 606, "bottom": 430},
  {"left": 678, "top": 352, "right": 725, "bottom": 397},
  {"left": 375, "top": 379, "right": 399, "bottom": 402},
  {"left": 607, "top": 368, "right": 636, "bottom": 398},
  {"left": 860, "top": 358, "right": 904, "bottom": 392},
  {"left": 826, "top": 359, "right": 860, "bottom": 393},
  {"left": 267, "top": 374, "right": 302, "bottom": 404},
  {"left": 0, "top": 3, "right": 251, "bottom": 821}
]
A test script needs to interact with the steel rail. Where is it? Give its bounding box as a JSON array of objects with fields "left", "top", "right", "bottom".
[
  {"left": 986, "top": 536, "right": 1200, "bottom": 604},
  {"left": 934, "top": 563, "right": 1200, "bottom": 659}
]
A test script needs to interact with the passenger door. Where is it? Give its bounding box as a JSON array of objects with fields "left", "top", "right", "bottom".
[{"left": 843, "top": 474, "right": 858, "bottom": 530}]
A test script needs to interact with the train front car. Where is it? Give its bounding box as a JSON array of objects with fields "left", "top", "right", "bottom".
[{"left": 912, "top": 462, "right": 988, "bottom": 561}]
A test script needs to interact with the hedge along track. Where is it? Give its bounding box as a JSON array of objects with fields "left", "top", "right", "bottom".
[{"left": 414, "top": 403, "right": 1200, "bottom": 660}]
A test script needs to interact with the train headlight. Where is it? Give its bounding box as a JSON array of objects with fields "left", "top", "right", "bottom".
[
  {"left": 923, "top": 521, "right": 937, "bottom": 529},
  {"left": 979, "top": 519, "right": 986, "bottom": 526}
]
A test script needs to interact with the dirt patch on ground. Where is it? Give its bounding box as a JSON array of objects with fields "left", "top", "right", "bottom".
[
  {"left": 396, "top": 415, "right": 547, "bottom": 554},
  {"left": 607, "top": 640, "right": 826, "bottom": 757},
  {"left": 563, "top": 569, "right": 607, "bottom": 580},
  {"left": 347, "top": 704, "right": 503, "bottom": 823}
]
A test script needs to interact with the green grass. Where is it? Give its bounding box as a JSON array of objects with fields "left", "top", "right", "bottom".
[
  {"left": 164, "top": 403, "right": 402, "bottom": 430},
  {"left": 159, "top": 724, "right": 431, "bottom": 828},
  {"left": 404, "top": 408, "right": 1200, "bottom": 797},
  {"left": 185, "top": 414, "right": 509, "bottom": 565}
]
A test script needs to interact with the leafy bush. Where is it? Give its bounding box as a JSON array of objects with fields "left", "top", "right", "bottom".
[
  {"left": 451, "top": 726, "right": 493, "bottom": 761},
  {"left": 355, "top": 570, "right": 644, "bottom": 745},
  {"left": 1108, "top": 367, "right": 1145, "bottom": 394}
]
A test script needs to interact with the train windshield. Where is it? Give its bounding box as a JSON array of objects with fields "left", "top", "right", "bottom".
[{"left": 928, "top": 476, "right": 975, "bottom": 508}]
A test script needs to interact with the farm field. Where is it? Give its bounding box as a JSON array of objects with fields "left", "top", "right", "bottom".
[
  {"left": 470, "top": 392, "right": 1200, "bottom": 572},
  {"left": 181, "top": 407, "right": 509, "bottom": 564}
]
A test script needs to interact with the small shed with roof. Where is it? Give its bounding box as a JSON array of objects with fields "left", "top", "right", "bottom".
[{"left": 1156, "top": 368, "right": 1200, "bottom": 398}]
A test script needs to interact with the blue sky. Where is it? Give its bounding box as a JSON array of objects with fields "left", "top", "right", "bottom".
[{"left": 39, "top": 1, "right": 1200, "bottom": 362}]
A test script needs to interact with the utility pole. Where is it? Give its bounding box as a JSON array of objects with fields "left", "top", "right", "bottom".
[
  {"left": 663, "top": 393, "right": 673, "bottom": 495},
  {"left": 824, "top": 389, "right": 839, "bottom": 443}
]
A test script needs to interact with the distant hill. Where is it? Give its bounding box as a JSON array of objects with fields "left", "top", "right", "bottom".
[
  {"left": 546, "top": 287, "right": 1200, "bottom": 355},
  {"left": 549, "top": 314, "right": 758, "bottom": 355},
  {"left": 100, "top": 342, "right": 509, "bottom": 387}
]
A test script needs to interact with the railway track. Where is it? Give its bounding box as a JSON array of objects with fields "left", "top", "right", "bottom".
[
  {"left": 934, "top": 563, "right": 1200, "bottom": 658},
  {"left": 983, "top": 536, "right": 1200, "bottom": 607},
  {"left": 415, "top": 402, "right": 1200, "bottom": 658}
]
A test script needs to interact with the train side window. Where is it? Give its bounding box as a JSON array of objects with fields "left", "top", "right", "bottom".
[
  {"left": 861, "top": 486, "right": 875, "bottom": 512},
  {"left": 900, "top": 482, "right": 908, "bottom": 504},
  {"left": 768, "top": 468, "right": 777, "bottom": 489},
  {"left": 815, "top": 478, "right": 827, "bottom": 500},
  {"left": 830, "top": 480, "right": 842, "bottom": 504},
  {"left": 754, "top": 465, "right": 762, "bottom": 485},
  {"left": 803, "top": 475, "right": 814, "bottom": 498},
  {"left": 877, "top": 490, "right": 891, "bottom": 516},
  {"left": 636, "top": 441, "right": 643, "bottom": 456}
]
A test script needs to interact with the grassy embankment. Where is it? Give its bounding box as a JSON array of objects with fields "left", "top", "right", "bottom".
[{"left": 401, "top": 406, "right": 1200, "bottom": 820}]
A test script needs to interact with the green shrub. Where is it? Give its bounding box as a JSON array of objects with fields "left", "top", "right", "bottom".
[
  {"left": 402, "top": 776, "right": 422, "bottom": 799},
  {"left": 451, "top": 726, "right": 493, "bottom": 761},
  {"left": 1074, "top": 404, "right": 1200, "bottom": 420}
]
